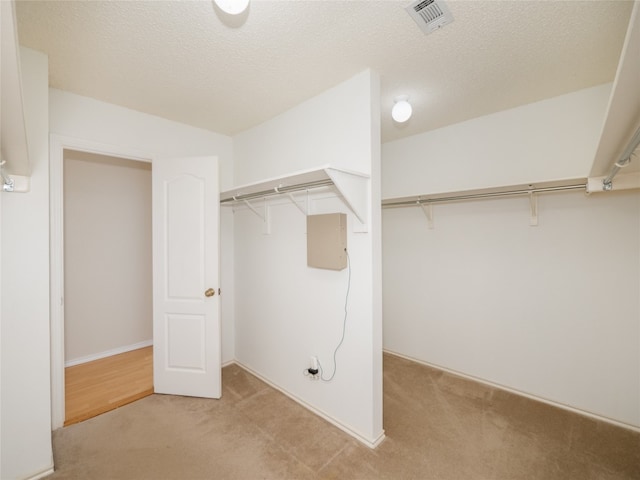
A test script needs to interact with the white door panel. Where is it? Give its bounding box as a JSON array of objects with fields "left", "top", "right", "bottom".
[{"left": 152, "top": 156, "right": 220, "bottom": 398}]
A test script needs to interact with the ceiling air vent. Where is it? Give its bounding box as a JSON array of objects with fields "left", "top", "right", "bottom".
[{"left": 405, "top": 0, "right": 454, "bottom": 35}]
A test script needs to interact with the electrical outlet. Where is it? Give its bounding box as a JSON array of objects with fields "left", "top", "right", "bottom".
[{"left": 307, "top": 356, "right": 319, "bottom": 376}]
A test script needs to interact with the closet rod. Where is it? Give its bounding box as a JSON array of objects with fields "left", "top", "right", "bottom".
[
  {"left": 220, "top": 179, "right": 334, "bottom": 204},
  {"left": 602, "top": 125, "right": 640, "bottom": 190},
  {"left": 382, "top": 183, "right": 586, "bottom": 208}
]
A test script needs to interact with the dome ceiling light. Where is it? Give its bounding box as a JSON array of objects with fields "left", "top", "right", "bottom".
[
  {"left": 213, "top": 0, "right": 250, "bottom": 16},
  {"left": 392, "top": 96, "right": 412, "bottom": 123}
]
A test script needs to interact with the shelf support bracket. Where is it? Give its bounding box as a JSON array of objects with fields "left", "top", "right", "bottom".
[
  {"left": 529, "top": 191, "right": 538, "bottom": 226},
  {"left": 285, "top": 192, "right": 308, "bottom": 216},
  {"left": 241, "top": 198, "right": 265, "bottom": 221},
  {"left": 238, "top": 197, "right": 271, "bottom": 234},
  {"left": 325, "top": 168, "right": 368, "bottom": 229},
  {"left": 419, "top": 202, "right": 434, "bottom": 229}
]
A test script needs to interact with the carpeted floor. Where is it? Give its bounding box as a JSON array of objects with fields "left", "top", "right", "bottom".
[{"left": 49, "top": 353, "right": 639, "bottom": 479}]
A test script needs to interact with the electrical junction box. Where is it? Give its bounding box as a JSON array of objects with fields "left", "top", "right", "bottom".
[{"left": 307, "top": 213, "right": 347, "bottom": 271}]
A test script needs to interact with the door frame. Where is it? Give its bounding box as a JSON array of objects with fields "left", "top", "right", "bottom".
[{"left": 49, "top": 134, "right": 154, "bottom": 429}]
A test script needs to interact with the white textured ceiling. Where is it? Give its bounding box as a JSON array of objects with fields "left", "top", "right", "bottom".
[{"left": 15, "top": 0, "right": 634, "bottom": 143}]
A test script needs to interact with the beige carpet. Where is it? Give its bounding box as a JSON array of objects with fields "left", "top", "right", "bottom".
[{"left": 49, "top": 353, "right": 639, "bottom": 479}]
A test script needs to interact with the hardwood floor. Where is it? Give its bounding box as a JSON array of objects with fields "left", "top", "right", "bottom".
[{"left": 65, "top": 346, "right": 153, "bottom": 426}]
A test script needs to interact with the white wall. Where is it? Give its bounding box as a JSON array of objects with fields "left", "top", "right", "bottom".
[
  {"left": 382, "top": 190, "right": 640, "bottom": 428},
  {"left": 233, "top": 72, "right": 375, "bottom": 185},
  {"left": 64, "top": 151, "right": 152, "bottom": 363},
  {"left": 233, "top": 70, "right": 383, "bottom": 445},
  {"left": 381, "top": 84, "right": 640, "bottom": 429},
  {"left": 49, "top": 89, "right": 236, "bottom": 364},
  {"left": 382, "top": 84, "right": 612, "bottom": 198},
  {"left": 0, "top": 47, "right": 53, "bottom": 480}
]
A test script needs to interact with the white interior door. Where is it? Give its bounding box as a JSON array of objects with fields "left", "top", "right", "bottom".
[{"left": 152, "top": 156, "right": 221, "bottom": 398}]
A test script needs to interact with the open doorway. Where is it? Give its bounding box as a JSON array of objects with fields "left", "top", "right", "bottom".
[
  {"left": 51, "top": 137, "right": 222, "bottom": 429},
  {"left": 62, "top": 149, "right": 153, "bottom": 425}
]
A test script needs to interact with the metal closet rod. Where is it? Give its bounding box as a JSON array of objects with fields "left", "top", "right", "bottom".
[
  {"left": 382, "top": 183, "right": 587, "bottom": 208},
  {"left": 220, "top": 179, "right": 335, "bottom": 204}
]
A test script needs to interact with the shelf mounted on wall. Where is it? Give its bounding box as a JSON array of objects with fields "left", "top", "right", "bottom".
[
  {"left": 220, "top": 165, "right": 370, "bottom": 232},
  {"left": 382, "top": 180, "right": 590, "bottom": 227}
]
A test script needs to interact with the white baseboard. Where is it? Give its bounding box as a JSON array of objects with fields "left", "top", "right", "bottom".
[
  {"left": 65, "top": 340, "right": 153, "bottom": 367},
  {"left": 233, "top": 360, "right": 385, "bottom": 449},
  {"left": 25, "top": 466, "right": 55, "bottom": 480},
  {"left": 383, "top": 349, "right": 640, "bottom": 434}
]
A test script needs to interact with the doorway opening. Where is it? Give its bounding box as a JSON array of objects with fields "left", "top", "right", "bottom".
[
  {"left": 51, "top": 137, "right": 222, "bottom": 430},
  {"left": 60, "top": 147, "right": 153, "bottom": 425}
]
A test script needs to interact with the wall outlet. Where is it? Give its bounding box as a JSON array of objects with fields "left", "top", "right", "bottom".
[{"left": 306, "top": 355, "right": 319, "bottom": 376}]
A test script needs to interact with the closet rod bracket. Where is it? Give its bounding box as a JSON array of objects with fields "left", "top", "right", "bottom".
[
  {"left": 419, "top": 201, "right": 434, "bottom": 229},
  {"left": 0, "top": 171, "right": 29, "bottom": 193},
  {"left": 1, "top": 160, "right": 14, "bottom": 192},
  {"left": 3, "top": 177, "right": 15, "bottom": 192},
  {"left": 529, "top": 190, "right": 538, "bottom": 226}
]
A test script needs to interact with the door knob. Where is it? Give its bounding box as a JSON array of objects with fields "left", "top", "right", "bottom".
[{"left": 204, "top": 288, "right": 216, "bottom": 297}]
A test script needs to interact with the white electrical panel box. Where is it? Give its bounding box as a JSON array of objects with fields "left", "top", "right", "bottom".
[{"left": 307, "top": 213, "right": 347, "bottom": 271}]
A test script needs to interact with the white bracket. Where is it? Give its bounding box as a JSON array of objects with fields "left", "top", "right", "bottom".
[
  {"left": 1, "top": 174, "right": 30, "bottom": 193},
  {"left": 241, "top": 198, "right": 264, "bottom": 220},
  {"left": 239, "top": 197, "right": 271, "bottom": 234},
  {"left": 529, "top": 192, "right": 538, "bottom": 226},
  {"left": 0, "top": 160, "right": 31, "bottom": 193},
  {"left": 3, "top": 176, "right": 14, "bottom": 192},
  {"left": 419, "top": 202, "right": 434, "bottom": 229},
  {"left": 325, "top": 168, "right": 368, "bottom": 228},
  {"left": 285, "top": 192, "right": 308, "bottom": 216},
  {"left": 587, "top": 172, "right": 640, "bottom": 193}
]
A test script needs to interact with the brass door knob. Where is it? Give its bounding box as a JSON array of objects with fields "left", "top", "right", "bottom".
[{"left": 204, "top": 288, "right": 216, "bottom": 297}]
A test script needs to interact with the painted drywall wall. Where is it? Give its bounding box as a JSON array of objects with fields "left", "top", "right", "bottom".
[
  {"left": 382, "top": 84, "right": 612, "bottom": 199},
  {"left": 49, "top": 89, "right": 236, "bottom": 364},
  {"left": 233, "top": 73, "right": 374, "bottom": 185},
  {"left": 233, "top": 70, "right": 383, "bottom": 445},
  {"left": 382, "top": 190, "right": 640, "bottom": 428},
  {"left": 381, "top": 82, "right": 639, "bottom": 428},
  {"left": 64, "top": 150, "right": 152, "bottom": 363},
  {"left": 49, "top": 90, "right": 234, "bottom": 190},
  {"left": 1, "top": 47, "right": 53, "bottom": 480}
]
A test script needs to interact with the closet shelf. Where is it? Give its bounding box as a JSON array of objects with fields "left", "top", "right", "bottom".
[
  {"left": 220, "top": 165, "right": 370, "bottom": 225},
  {"left": 381, "top": 178, "right": 588, "bottom": 208},
  {"left": 1, "top": 0, "right": 30, "bottom": 188},
  {"left": 382, "top": 178, "right": 593, "bottom": 228}
]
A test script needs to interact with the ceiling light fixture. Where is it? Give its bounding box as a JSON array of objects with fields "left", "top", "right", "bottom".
[
  {"left": 392, "top": 95, "right": 412, "bottom": 123},
  {"left": 213, "top": 0, "right": 250, "bottom": 15}
]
